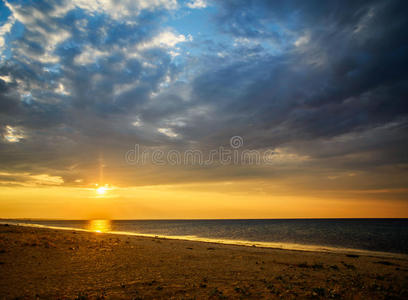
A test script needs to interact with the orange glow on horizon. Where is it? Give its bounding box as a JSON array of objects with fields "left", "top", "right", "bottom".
[{"left": 0, "top": 181, "right": 407, "bottom": 219}]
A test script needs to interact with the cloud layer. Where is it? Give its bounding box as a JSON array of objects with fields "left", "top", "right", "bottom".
[{"left": 0, "top": 0, "right": 407, "bottom": 197}]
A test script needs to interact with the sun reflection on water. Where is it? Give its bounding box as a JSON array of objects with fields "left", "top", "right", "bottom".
[{"left": 88, "top": 219, "right": 111, "bottom": 233}]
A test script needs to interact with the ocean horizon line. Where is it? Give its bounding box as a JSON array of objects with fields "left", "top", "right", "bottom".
[
  {"left": 2, "top": 217, "right": 408, "bottom": 221},
  {"left": 3, "top": 221, "right": 408, "bottom": 260}
]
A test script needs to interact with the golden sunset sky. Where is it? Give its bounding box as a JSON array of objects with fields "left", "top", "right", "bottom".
[{"left": 1, "top": 0, "right": 407, "bottom": 219}]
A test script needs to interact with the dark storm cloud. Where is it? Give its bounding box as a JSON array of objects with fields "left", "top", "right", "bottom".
[
  {"left": 0, "top": 0, "right": 407, "bottom": 187},
  {"left": 187, "top": 0, "right": 408, "bottom": 154}
]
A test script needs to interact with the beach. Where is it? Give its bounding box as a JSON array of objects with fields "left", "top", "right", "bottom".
[{"left": 0, "top": 224, "right": 407, "bottom": 299}]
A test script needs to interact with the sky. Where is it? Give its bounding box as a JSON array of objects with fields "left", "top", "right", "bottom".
[{"left": 0, "top": 0, "right": 407, "bottom": 219}]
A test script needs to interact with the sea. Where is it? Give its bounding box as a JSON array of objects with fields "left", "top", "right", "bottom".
[{"left": 3, "top": 219, "right": 408, "bottom": 256}]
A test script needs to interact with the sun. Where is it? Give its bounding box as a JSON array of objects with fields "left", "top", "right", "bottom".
[
  {"left": 93, "top": 184, "right": 114, "bottom": 197},
  {"left": 96, "top": 186, "right": 107, "bottom": 195}
]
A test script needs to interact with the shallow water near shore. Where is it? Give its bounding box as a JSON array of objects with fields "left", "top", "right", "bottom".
[{"left": 3, "top": 218, "right": 408, "bottom": 256}]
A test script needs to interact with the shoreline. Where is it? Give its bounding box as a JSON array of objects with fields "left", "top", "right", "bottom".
[
  {"left": 1, "top": 223, "right": 408, "bottom": 299},
  {"left": 2, "top": 220, "right": 407, "bottom": 260}
]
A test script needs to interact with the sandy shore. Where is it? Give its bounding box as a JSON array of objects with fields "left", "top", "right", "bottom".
[{"left": 0, "top": 224, "right": 407, "bottom": 299}]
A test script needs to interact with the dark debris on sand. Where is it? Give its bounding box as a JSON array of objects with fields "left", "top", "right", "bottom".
[{"left": 0, "top": 224, "right": 408, "bottom": 299}]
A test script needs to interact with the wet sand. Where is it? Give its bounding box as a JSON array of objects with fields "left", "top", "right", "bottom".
[{"left": 0, "top": 224, "right": 407, "bottom": 299}]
